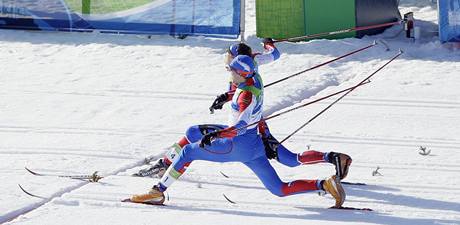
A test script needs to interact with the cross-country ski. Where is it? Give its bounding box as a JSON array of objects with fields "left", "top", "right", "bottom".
[{"left": 24, "top": 167, "right": 103, "bottom": 182}]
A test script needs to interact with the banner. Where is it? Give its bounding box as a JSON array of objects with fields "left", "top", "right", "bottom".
[
  {"left": 0, "top": 0, "right": 240, "bottom": 38},
  {"left": 439, "top": 0, "right": 460, "bottom": 42}
]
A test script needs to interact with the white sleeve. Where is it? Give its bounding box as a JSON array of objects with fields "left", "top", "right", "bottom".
[{"left": 254, "top": 46, "right": 281, "bottom": 66}]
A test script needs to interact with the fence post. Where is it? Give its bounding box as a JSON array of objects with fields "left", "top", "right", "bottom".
[
  {"left": 240, "top": 0, "right": 246, "bottom": 41},
  {"left": 82, "top": 0, "right": 91, "bottom": 14}
]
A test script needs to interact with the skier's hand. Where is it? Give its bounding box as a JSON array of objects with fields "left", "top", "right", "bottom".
[
  {"left": 209, "top": 93, "right": 228, "bottom": 114},
  {"left": 262, "top": 38, "right": 274, "bottom": 45},
  {"left": 200, "top": 132, "right": 218, "bottom": 148},
  {"left": 262, "top": 136, "right": 280, "bottom": 160},
  {"left": 262, "top": 38, "right": 275, "bottom": 49}
]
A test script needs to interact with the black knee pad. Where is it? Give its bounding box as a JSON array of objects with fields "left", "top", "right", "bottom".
[{"left": 198, "top": 124, "right": 226, "bottom": 135}]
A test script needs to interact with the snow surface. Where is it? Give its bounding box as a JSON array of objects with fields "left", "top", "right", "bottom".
[{"left": 1, "top": 0, "right": 459, "bottom": 224}]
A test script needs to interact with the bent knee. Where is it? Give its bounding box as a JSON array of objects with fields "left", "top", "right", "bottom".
[
  {"left": 281, "top": 162, "right": 298, "bottom": 168},
  {"left": 185, "top": 126, "right": 202, "bottom": 143},
  {"left": 178, "top": 144, "right": 194, "bottom": 160},
  {"left": 270, "top": 190, "right": 286, "bottom": 197},
  {"left": 265, "top": 185, "right": 286, "bottom": 197}
]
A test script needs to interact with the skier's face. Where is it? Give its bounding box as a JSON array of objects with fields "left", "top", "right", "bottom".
[
  {"left": 225, "top": 53, "right": 236, "bottom": 82},
  {"left": 230, "top": 70, "right": 246, "bottom": 84},
  {"left": 224, "top": 52, "right": 234, "bottom": 68}
]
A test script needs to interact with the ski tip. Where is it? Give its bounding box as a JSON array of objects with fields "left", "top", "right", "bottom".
[
  {"left": 18, "top": 184, "right": 47, "bottom": 199},
  {"left": 222, "top": 194, "right": 236, "bottom": 204},
  {"left": 219, "top": 171, "right": 230, "bottom": 178},
  {"left": 24, "top": 167, "right": 40, "bottom": 176},
  {"left": 18, "top": 184, "right": 26, "bottom": 191}
]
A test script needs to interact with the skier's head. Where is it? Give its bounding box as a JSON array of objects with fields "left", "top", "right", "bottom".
[
  {"left": 229, "top": 55, "right": 255, "bottom": 84},
  {"left": 230, "top": 43, "right": 252, "bottom": 57},
  {"left": 224, "top": 43, "right": 252, "bottom": 66}
]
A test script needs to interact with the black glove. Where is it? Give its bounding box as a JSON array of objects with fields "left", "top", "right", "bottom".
[
  {"left": 262, "top": 38, "right": 274, "bottom": 45},
  {"left": 209, "top": 93, "right": 228, "bottom": 113},
  {"left": 199, "top": 132, "right": 218, "bottom": 148},
  {"left": 262, "top": 135, "right": 280, "bottom": 160}
]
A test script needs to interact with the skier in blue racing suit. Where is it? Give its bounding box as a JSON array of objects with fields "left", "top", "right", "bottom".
[
  {"left": 135, "top": 40, "right": 352, "bottom": 181},
  {"left": 128, "top": 55, "right": 346, "bottom": 207}
]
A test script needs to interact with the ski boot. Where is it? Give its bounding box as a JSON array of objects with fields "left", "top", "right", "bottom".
[
  {"left": 129, "top": 184, "right": 165, "bottom": 205},
  {"left": 133, "top": 158, "right": 169, "bottom": 178},
  {"left": 327, "top": 152, "right": 352, "bottom": 180},
  {"left": 322, "top": 175, "right": 346, "bottom": 207}
]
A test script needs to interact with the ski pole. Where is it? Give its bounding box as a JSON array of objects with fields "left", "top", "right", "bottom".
[
  {"left": 230, "top": 80, "right": 371, "bottom": 133},
  {"left": 273, "top": 21, "right": 402, "bottom": 43},
  {"left": 211, "top": 42, "right": 377, "bottom": 113},
  {"left": 279, "top": 49, "right": 404, "bottom": 144},
  {"left": 225, "top": 42, "right": 376, "bottom": 96},
  {"left": 264, "top": 41, "right": 376, "bottom": 88}
]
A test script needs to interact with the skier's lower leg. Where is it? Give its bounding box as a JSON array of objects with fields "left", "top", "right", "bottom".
[
  {"left": 297, "top": 150, "right": 327, "bottom": 164},
  {"left": 326, "top": 152, "right": 352, "bottom": 180},
  {"left": 163, "top": 137, "right": 190, "bottom": 165},
  {"left": 133, "top": 137, "right": 189, "bottom": 178}
]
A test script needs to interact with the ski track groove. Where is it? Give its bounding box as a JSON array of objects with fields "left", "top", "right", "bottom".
[
  {"left": 0, "top": 149, "right": 136, "bottom": 160},
  {"left": 0, "top": 90, "right": 214, "bottom": 101},
  {"left": 1, "top": 150, "right": 167, "bottom": 224},
  {"left": 287, "top": 135, "right": 460, "bottom": 151},
  {"left": 0, "top": 147, "right": 131, "bottom": 155},
  {"left": 1, "top": 125, "right": 460, "bottom": 147},
  {"left": 290, "top": 133, "right": 460, "bottom": 145},
  {"left": 354, "top": 161, "right": 460, "bottom": 169},
  {"left": 350, "top": 164, "right": 460, "bottom": 173},
  {"left": 0, "top": 125, "right": 184, "bottom": 136},
  {"left": 316, "top": 100, "right": 460, "bottom": 109},
  {"left": 265, "top": 95, "right": 460, "bottom": 116},
  {"left": 3, "top": 90, "right": 460, "bottom": 109},
  {"left": 306, "top": 138, "right": 460, "bottom": 151},
  {"left": 1, "top": 183, "right": 88, "bottom": 224},
  {"left": 347, "top": 97, "right": 460, "bottom": 106}
]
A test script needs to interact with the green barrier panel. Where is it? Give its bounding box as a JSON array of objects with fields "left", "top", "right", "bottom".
[
  {"left": 82, "top": 0, "right": 91, "bottom": 14},
  {"left": 304, "top": 0, "right": 356, "bottom": 39},
  {"left": 256, "top": 0, "right": 305, "bottom": 39}
]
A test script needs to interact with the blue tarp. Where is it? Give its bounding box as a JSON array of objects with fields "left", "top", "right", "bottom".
[
  {"left": 438, "top": 0, "right": 460, "bottom": 42},
  {"left": 0, "top": 0, "right": 240, "bottom": 38}
]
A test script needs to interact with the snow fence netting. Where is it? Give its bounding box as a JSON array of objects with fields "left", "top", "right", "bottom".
[{"left": 256, "top": 0, "right": 400, "bottom": 40}]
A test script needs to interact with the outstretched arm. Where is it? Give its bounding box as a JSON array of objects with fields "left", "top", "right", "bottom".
[
  {"left": 254, "top": 39, "right": 281, "bottom": 66},
  {"left": 209, "top": 83, "right": 237, "bottom": 113},
  {"left": 201, "top": 90, "right": 256, "bottom": 147}
]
